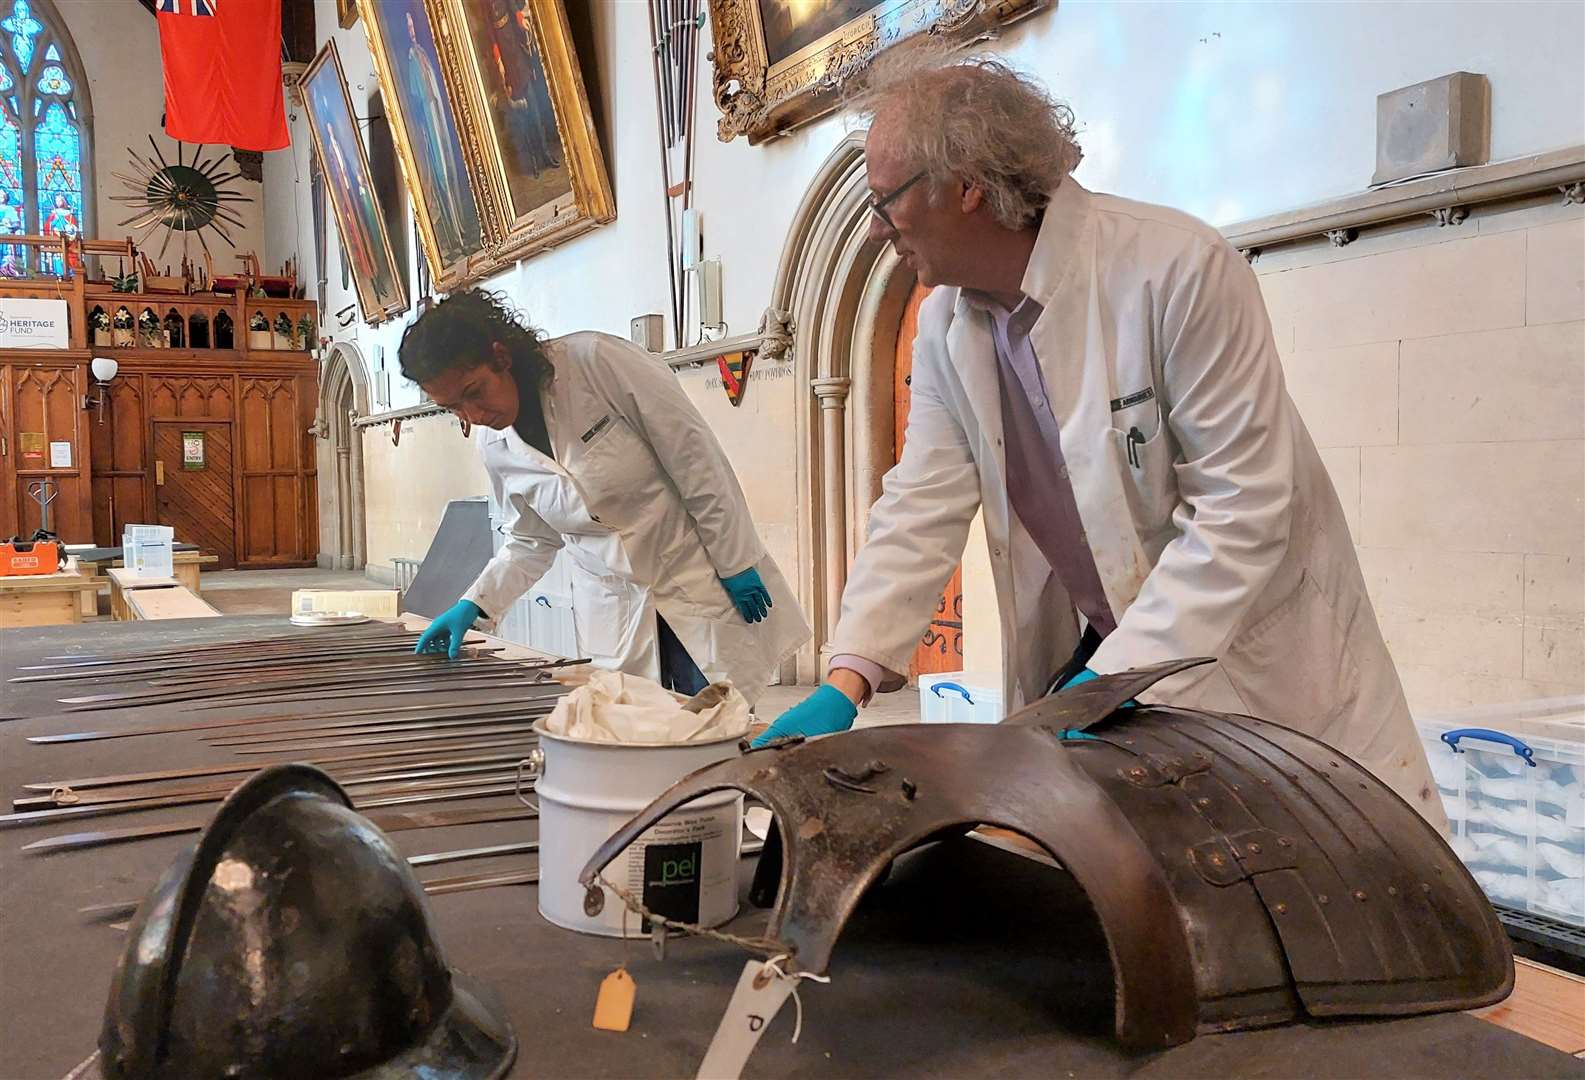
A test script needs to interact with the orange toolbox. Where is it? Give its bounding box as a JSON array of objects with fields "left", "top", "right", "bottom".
[{"left": 0, "top": 538, "right": 65, "bottom": 576}]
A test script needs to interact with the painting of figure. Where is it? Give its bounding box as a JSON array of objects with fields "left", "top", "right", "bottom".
[
  {"left": 435, "top": 0, "right": 612, "bottom": 262},
  {"left": 756, "top": 0, "right": 873, "bottom": 66},
  {"left": 459, "top": 0, "right": 572, "bottom": 214},
  {"left": 362, "top": 0, "right": 484, "bottom": 279},
  {"left": 710, "top": 0, "right": 1047, "bottom": 143},
  {"left": 301, "top": 42, "right": 407, "bottom": 324}
]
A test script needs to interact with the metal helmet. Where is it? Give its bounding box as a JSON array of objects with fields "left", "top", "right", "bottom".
[{"left": 98, "top": 763, "right": 517, "bottom": 1079}]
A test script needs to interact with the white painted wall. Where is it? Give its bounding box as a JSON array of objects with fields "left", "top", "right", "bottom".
[
  {"left": 1254, "top": 198, "right": 1585, "bottom": 715},
  {"left": 57, "top": 0, "right": 268, "bottom": 267},
  {"left": 269, "top": 0, "right": 1585, "bottom": 685}
]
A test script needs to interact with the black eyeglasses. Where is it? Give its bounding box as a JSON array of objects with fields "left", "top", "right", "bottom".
[{"left": 867, "top": 170, "right": 926, "bottom": 230}]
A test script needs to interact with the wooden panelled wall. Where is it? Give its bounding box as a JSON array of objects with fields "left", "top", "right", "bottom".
[
  {"left": 91, "top": 366, "right": 319, "bottom": 568},
  {"left": 1, "top": 360, "right": 92, "bottom": 541},
  {"left": 1, "top": 355, "right": 319, "bottom": 569}
]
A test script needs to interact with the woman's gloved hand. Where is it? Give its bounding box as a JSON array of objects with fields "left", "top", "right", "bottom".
[
  {"left": 719, "top": 567, "right": 772, "bottom": 624},
  {"left": 414, "top": 599, "right": 483, "bottom": 659},
  {"left": 751, "top": 684, "right": 858, "bottom": 747}
]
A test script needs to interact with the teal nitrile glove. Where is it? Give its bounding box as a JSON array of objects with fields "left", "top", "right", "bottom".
[
  {"left": 1062, "top": 667, "right": 1102, "bottom": 691},
  {"left": 719, "top": 566, "right": 772, "bottom": 624},
  {"left": 415, "top": 599, "right": 483, "bottom": 660},
  {"left": 751, "top": 684, "right": 858, "bottom": 747},
  {"left": 1058, "top": 668, "right": 1134, "bottom": 740}
]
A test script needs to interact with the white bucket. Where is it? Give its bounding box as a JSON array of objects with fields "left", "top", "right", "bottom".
[{"left": 530, "top": 718, "right": 743, "bottom": 937}]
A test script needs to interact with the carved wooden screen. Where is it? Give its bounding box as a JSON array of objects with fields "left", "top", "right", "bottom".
[{"left": 147, "top": 374, "right": 234, "bottom": 421}]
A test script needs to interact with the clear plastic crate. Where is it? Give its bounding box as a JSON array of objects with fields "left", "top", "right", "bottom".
[
  {"left": 122, "top": 524, "right": 174, "bottom": 579},
  {"left": 918, "top": 672, "right": 1004, "bottom": 724},
  {"left": 1419, "top": 702, "right": 1585, "bottom": 928}
]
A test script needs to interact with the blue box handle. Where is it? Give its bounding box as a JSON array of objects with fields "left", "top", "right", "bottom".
[
  {"left": 930, "top": 682, "right": 973, "bottom": 704},
  {"left": 1440, "top": 727, "right": 1537, "bottom": 767}
]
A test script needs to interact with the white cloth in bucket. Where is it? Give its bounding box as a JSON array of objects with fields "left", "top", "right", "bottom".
[{"left": 543, "top": 670, "right": 751, "bottom": 743}]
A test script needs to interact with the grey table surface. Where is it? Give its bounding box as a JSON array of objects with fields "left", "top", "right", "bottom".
[{"left": 1, "top": 616, "right": 1580, "bottom": 1079}]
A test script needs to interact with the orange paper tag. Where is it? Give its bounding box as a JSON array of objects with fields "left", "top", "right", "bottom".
[{"left": 593, "top": 967, "right": 637, "bottom": 1032}]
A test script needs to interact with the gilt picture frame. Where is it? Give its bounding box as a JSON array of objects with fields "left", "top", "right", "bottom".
[
  {"left": 357, "top": 0, "right": 491, "bottom": 291},
  {"left": 300, "top": 42, "right": 408, "bottom": 325},
  {"left": 708, "top": 0, "right": 1051, "bottom": 144},
  {"left": 429, "top": 0, "right": 615, "bottom": 264}
]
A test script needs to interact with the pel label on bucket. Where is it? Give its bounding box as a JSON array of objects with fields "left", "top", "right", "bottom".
[
  {"left": 642, "top": 840, "right": 703, "bottom": 931},
  {"left": 613, "top": 810, "right": 739, "bottom": 936}
]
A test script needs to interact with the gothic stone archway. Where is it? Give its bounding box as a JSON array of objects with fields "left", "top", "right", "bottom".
[
  {"left": 774, "top": 132, "right": 919, "bottom": 681},
  {"left": 315, "top": 342, "right": 371, "bottom": 570}
]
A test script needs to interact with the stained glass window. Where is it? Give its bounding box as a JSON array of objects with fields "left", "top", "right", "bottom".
[
  {"left": 36, "top": 101, "right": 77, "bottom": 253},
  {"left": 3, "top": 1, "right": 40, "bottom": 74},
  {"left": 0, "top": 113, "right": 19, "bottom": 272},
  {"left": 35, "top": 64, "right": 65, "bottom": 94},
  {"left": 0, "top": 0, "right": 87, "bottom": 275}
]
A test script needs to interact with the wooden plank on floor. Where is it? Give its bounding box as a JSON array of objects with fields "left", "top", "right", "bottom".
[
  {"left": 127, "top": 585, "right": 221, "bottom": 621},
  {"left": 1472, "top": 957, "right": 1585, "bottom": 1054},
  {"left": 107, "top": 569, "right": 183, "bottom": 590}
]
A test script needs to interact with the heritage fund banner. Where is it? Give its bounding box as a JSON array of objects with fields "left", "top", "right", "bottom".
[
  {"left": 157, "top": 0, "right": 290, "bottom": 151},
  {"left": 0, "top": 297, "right": 69, "bottom": 349}
]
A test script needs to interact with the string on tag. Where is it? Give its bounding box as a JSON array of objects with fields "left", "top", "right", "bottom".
[
  {"left": 761, "top": 954, "right": 830, "bottom": 1044},
  {"left": 621, "top": 887, "right": 631, "bottom": 970},
  {"left": 596, "top": 872, "right": 784, "bottom": 955},
  {"left": 591, "top": 900, "right": 637, "bottom": 1032},
  {"left": 590, "top": 877, "right": 834, "bottom": 1056}
]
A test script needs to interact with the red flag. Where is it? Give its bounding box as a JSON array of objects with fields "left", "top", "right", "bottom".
[{"left": 158, "top": 0, "right": 290, "bottom": 151}]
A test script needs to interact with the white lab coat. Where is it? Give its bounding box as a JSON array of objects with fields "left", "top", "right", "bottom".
[
  {"left": 830, "top": 179, "right": 1445, "bottom": 826},
  {"left": 462, "top": 332, "right": 810, "bottom": 707}
]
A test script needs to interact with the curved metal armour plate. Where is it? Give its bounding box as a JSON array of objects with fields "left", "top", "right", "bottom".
[
  {"left": 98, "top": 764, "right": 517, "bottom": 1080},
  {"left": 579, "top": 660, "right": 1511, "bottom": 1049}
]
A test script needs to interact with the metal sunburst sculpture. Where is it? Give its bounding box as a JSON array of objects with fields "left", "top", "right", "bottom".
[{"left": 110, "top": 135, "right": 253, "bottom": 260}]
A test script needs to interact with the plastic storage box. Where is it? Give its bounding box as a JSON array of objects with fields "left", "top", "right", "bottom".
[
  {"left": 122, "top": 524, "right": 174, "bottom": 579},
  {"left": 525, "top": 589, "right": 577, "bottom": 659},
  {"left": 918, "top": 671, "right": 1004, "bottom": 725},
  {"left": 1419, "top": 699, "right": 1585, "bottom": 929}
]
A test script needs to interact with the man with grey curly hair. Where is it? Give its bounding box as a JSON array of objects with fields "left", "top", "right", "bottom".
[{"left": 759, "top": 46, "right": 1442, "bottom": 826}]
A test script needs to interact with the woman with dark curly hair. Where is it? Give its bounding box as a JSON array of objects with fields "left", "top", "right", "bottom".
[{"left": 399, "top": 289, "right": 809, "bottom": 704}]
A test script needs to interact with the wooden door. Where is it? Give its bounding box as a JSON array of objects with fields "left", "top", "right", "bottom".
[
  {"left": 0, "top": 365, "right": 14, "bottom": 535},
  {"left": 894, "top": 283, "right": 965, "bottom": 676},
  {"left": 8, "top": 362, "right": 92, "bottom": 541},
  {"left": 153, "top": 421, "right": 236, "bottom": 568},
  {"left": 238, "top": 375, "right": 312, "bottom": 567},
  {"left": 90, "top": 373, "right": 149, "bottom": 546}
]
